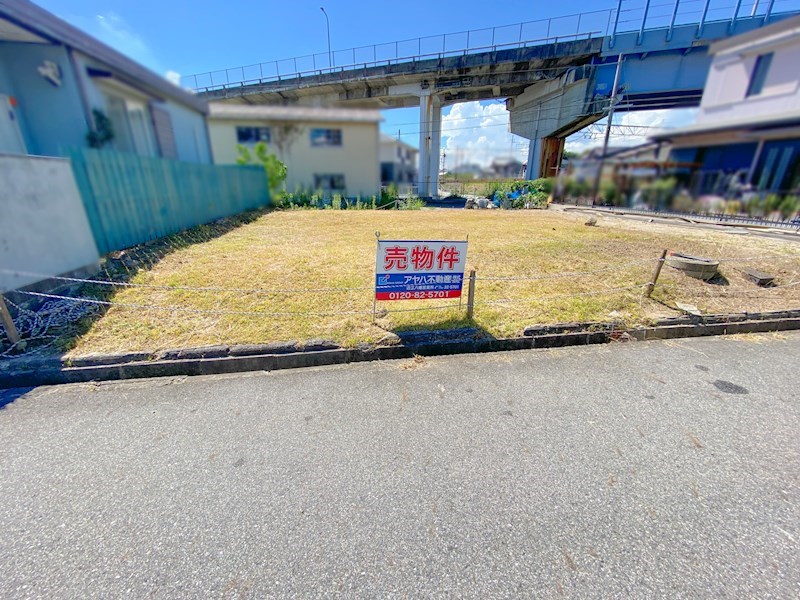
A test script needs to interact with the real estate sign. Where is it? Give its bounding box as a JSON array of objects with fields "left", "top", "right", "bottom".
[{"left": 375, "top": 240, "right": 468, "bottom": 301}]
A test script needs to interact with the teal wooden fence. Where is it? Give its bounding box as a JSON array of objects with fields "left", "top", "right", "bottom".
[{"left": 67, "top": 148, "right": 269, "bottom": 254}]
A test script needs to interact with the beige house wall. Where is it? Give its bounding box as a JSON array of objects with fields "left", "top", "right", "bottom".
[{"left": 208, "top": 119, "right": 380, "bottom": 198}]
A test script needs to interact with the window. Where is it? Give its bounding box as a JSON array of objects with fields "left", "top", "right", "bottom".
[
  {"left": 314, "top": 174, "right": 346, "bottom": 192},
  {"left": 746, "top": 53, "right": 773, "bottom": 97},
  {"left": 236, "top": 126, "right": 270, "bottom": 144},
  {"left": 310, "top": 128, "right": 342, "bottom": 147},
  {"left": 754, "top": 140, "right": 800, "bottom": 193},
  {"left": 104, "top": 94, "right": 157, "bottom": 157}
]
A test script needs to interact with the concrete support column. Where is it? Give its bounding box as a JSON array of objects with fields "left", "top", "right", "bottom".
[
  {"left": 427, "top": 97, "right": 442, "bottom": 198},
  {"left": 525, "top": 138, "right": 542, "bottom": 180},
  {"left": 418, "top": 90, "right": 432, "bottom": 198}
]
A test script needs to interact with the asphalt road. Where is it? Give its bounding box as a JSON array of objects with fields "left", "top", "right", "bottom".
[{"left": 2, "top": 333, "right": 799, "bottom": 598}]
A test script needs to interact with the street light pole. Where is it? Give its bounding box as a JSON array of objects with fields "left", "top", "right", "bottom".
[{"left": 320, "top": 7, "right": 333, "bottom": 68}]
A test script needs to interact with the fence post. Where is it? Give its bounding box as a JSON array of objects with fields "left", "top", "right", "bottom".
[
  {"left": 466, "top": 269, "right": 477, "bottom": 320},
  {"left": 0, "top": 294, "right": 20, "bottom": 346},
  {"left": 645, "top": 249, "right": 668, "bottom": 298}
]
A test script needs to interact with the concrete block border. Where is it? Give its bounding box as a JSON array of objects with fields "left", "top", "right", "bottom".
[{"left": 1, "top": 309, "right": 799, "bottom": 389}]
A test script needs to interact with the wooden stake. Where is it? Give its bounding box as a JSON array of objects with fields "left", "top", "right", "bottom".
[
  {"left": 645, "top": 249, "right": 668, "bottom": 298},
  {"left": 0, "top": 294, "right": 20, "bottom": 345},
  {"left": 466, "top": 269, "right": 477, "bottom": 320}
]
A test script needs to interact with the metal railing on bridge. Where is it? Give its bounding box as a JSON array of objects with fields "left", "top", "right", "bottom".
[{"left": 183, "top": 0, "right": 799, "bottom": 93}]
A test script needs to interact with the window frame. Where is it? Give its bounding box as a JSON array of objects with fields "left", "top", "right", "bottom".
[
  {"left": 746, "top": 52, "right": 773, "bottom": 98},
  {"left": 236, "top": 126, "right": 271, "bottom": 144},
  {"left": 314, "top": 173, "right": 346, "bottom": 192},
  {"left": 310, "top": 128, "right": 343, "bottom": 147}
]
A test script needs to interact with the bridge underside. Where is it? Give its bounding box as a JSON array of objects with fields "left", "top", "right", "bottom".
[
  {"left": 207, "top": 40, "right": 601, "bottom": 110},
  {"left": 198, "top": 14, "right": 798, "bottom": 191}
]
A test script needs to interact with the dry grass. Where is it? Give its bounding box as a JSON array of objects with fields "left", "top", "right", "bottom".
[{"left": 66, "top": 209, "right": 800, "bottom": 355}]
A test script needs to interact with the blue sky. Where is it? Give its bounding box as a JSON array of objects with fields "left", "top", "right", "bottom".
[{"left": 36, "top": 0, "right": 695, "bottom": 167}]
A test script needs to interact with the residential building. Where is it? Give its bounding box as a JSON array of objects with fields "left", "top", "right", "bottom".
[
  {"left": 652, "top": 16, "right": 800, "bottom": 197},
  {"left": 447, "top": 163, "right": 487, "bottom": 179},
  {"left": 489, "top": 157, "right": 525, "bottom": 179},
  {"left": 207, "top": 103, "right": 381, "bottom": 198},
  {"left": 380, "top": 134, "right": 418, "bottom": 194},
  {"left": 0, "top": 0, "right": 212, "bottom": 162}
]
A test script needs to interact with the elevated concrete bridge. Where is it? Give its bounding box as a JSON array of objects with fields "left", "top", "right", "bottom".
[{"left": 186, "top": 0, "right": 800, "bottom": 196}]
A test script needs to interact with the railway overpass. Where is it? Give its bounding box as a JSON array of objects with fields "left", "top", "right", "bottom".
[{"left": 185, "top": 0, "right": 800, "bottom": 196}]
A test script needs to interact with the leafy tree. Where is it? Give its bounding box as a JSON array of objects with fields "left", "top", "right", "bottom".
[{"left": 236, "top": 142, "right": 287, "bottom": 197}]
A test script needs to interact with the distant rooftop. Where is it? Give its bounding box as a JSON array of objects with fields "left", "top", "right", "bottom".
[{"left": 208, "top": 103, "right": 382, "bottom": 124}]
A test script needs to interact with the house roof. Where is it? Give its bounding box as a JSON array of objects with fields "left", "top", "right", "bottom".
[
  {"left": 380, "top": 133, "right": 418, "bottom": 151},
  {"left": 208, "top": 103, "right": 382, "bottom": 124},
  {"left": 650, "top": 109, "right": 800, "bottom": 141},
  {"left": 0, "top": 0, "right": 207, "bottom": 113}
]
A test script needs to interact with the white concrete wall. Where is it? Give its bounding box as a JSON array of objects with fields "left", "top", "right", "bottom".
[
  {"left": 699, "top": 39, "right": 800, "bottom": 122},
  {"left": 209, "top": 119, "right": 380, "bottom": 198},
  {"left": 0, "top": 154, "right": 99, "bottom": 291}
]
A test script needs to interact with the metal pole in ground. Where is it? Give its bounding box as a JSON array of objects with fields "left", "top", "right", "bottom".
[
  {"left": 591, "top": 54, "right": 624, "bottom": 205},
  {"left": 466, "top": 269, "right": 477, "bottom": 320},
  {"left": 645, "top": 249, "right": 669, "bottom": 298},
  {"left": 373, "top": 231, "right": 380, "bottom": 321},
  {"left": 0, "top": 294, "right": 20, "bottom": 346}
]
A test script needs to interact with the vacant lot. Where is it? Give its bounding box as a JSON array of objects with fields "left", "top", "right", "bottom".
[{"left": 67, "top": 208, "right": 800, "bottom": 355}]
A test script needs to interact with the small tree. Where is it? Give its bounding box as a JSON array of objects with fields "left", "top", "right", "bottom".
[{"left": 236, "top": 142, "right": 287, "bottom": 198}]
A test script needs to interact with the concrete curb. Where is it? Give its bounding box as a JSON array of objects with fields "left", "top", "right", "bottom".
[{"left": 2, "top": 309, "right": 799, "bottom": 389}]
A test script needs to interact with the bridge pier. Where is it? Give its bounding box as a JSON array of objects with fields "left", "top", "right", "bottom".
[{"left": 417, "top": 91, "right": 441, "bottom": 198}]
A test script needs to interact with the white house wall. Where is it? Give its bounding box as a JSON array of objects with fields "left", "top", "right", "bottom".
[
  {"left": 699, "top": 41, "right": 800, "bottom": 122},
  {"left": 208, "top": 119, "right": 380, "bottom": 198}
]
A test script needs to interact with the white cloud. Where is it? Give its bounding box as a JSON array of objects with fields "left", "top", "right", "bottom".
[
  {"left": 165, "top": 70, "right": 182, "bottom": 86},
  {"left": 94, "top": 13, "right": 163, "bottom": 73},
  {"left": 439, "top": 102, "right": 697, "bottom": 168},
  {"left": 441, "top": 101, "right": 528, "bottom": 168},
  {"left": 565, "top": 108, "right": 698, "bottom": 155}
]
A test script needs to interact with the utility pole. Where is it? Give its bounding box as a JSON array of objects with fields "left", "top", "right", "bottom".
[
  {"left": 320, "top": 7, "right": 333, "bottom": 68},
  {"left": 591, "top": 54, "right": 623, "bottom": 205}
]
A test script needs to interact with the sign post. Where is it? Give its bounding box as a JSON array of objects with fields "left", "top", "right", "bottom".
[{"left": 375, "top": 239, "right": 469, "bottom": 303}]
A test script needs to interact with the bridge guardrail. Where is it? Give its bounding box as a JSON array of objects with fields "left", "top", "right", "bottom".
[{"left": 183, "top": 0, "right": 798, "bottom": 93}]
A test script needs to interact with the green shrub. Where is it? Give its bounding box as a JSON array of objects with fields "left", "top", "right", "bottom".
[
  {"left": 399, "top": 196, "right": 425, "bottom": 210},
  {"left": 765, "top": 194, "right": 782, "bottom": 213},
  {"left": 529, "top": 177, "right": 554, "bottom": 195},
  {"left": 565, "top": 178, "right": 591, "bottom": 198},
  {"left": 779, "top": 195, "right": 799, "bottom": 219},
  {"left": 745, "top": 195, "right": 764, "bottom": 216},
  {"left": 600, "top": 180, "right": 618, "bottom": 206},
  {"left": 86, "top": 109, "right": 114, "bottom": 148}
]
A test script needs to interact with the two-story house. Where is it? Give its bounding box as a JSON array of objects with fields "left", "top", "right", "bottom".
[
  {"left": 653, "top": 15, "right": 800, "bottom": 197},
  {"left": 380, "top": 134, "right": 418, "bottom": 194},
  {"left": 208, "top": 103, "right": 381, "bottom": 198}
]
